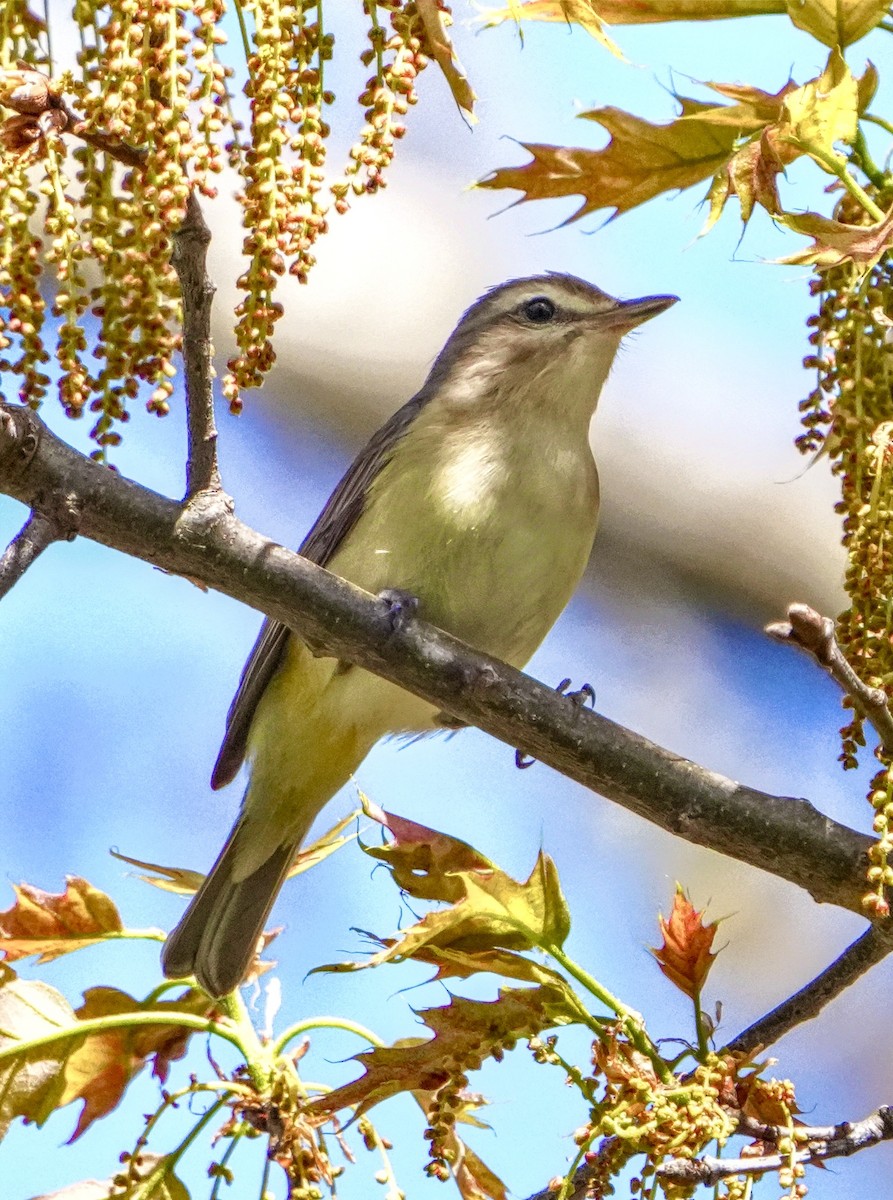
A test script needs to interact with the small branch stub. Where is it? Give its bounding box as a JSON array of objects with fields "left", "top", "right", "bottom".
[{"left": 766, "top": 602, "right": 893, "bottom": 756}]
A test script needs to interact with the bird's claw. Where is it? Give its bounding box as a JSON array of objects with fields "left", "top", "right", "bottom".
[
  {"left": 514, "top": 677, "right": 596, "bottom": 770},
  {"left": 379, "top": 587, "right": 420, "bottom": 633},
  {"left": 557, "top": 677, "right": 596, "bottom": 709}
]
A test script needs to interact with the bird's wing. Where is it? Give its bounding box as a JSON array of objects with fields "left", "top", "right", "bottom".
[{"left": 210, "top": 393, "right": 427, "bottom": 790}]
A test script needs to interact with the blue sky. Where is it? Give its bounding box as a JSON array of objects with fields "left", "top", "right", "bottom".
[{"left": 2, "top": 7, "right": 892, "bottom": 1199}]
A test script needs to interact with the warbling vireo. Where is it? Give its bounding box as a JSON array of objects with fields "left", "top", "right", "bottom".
[{"left": 161, "top": 273, "right": 677, "bottom": 996}]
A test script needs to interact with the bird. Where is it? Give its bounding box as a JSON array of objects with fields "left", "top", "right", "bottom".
[{"left": 161, "top": 272, "right": 677, "bottom": 996}]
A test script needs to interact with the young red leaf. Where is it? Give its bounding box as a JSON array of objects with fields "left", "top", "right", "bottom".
[
  {"left": 363, "top": 805, "right": 495, "bottom": 903},
  {"left": 0, "top": 878, "right": 123, "bottom": 963},
  {"left": 652, "top": 887, "right": 720, "bottom": 999}
]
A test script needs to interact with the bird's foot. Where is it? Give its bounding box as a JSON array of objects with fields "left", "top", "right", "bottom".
[
  {"left": 378, "top": 587, "right": 420, "bottom": 633},
  {"left": 515, "top": 677, "right": 596, "bottom": 769}
]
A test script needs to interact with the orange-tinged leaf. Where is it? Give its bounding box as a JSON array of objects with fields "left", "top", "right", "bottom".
[
  {"left": 651, "top": 887, "right": 720, "bottom": 999},
  {"left": 417, "top": 0, "right": 477, "bottom": 119},
  {"left": 784, "top": 0, "right": 888, "bottom": 47},
  {"left": 693, "top": 80, "right": 798, "bottom": 129},
  {"left": 317, "top": 847, "right": 571, "bottom": 980},
  {"left": 58, "top": 986, "right": 213, "bottom": 1141},
  {"left": 0, "top": 977, "right": 77, "bottom": 1139},
  {"left": 479, "top": 108, "right": 738, "bottom": 222},
  {"left": 0, "top": 878, "right": 123, "bottom": 963},
  {"left": 708, "top": 126, "right": 794, "bottom": 225},
  {"left": 483, "top": 0, "right": 787, "bottom": 29},
  {"left": 309, "top": 986, "right": 574, "bottom": 1120},
  {"left": 777, "top": 205, "right": 893, "bottom": 265},
  {"left": 362, "top": 805, "right": 496, "bottom": 903}
]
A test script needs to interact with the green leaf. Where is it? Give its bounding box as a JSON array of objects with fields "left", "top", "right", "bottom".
[
  {"left": 780, "top": 47, "right": 859, "bottom": 158},
  {"left": 316, "top": 847, "right": 571, "bottom": 978},
  {"left": 0, "top": 975, "right": 212, "bottom": 1143},
  {"left": 784, "top": 0, "right": 889, "bottom": 47},
  {"left": 0, "top": 977, "right": 77, "bottom": 1138}
]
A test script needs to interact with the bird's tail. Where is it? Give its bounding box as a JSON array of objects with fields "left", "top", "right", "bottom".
[{"left": 161, "top": 820, "right": 298, "bottom": 998}]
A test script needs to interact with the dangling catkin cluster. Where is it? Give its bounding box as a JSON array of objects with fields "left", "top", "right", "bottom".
[
  {"left": 798, "top": 191, "right": 893, "bottom": 914},
  {"left": 0, "top": 2, "right": 456, "bottom": 444}
]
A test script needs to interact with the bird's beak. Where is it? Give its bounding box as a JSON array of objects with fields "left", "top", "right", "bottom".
[{"left": 599, "top": 294, "right": 679, "bottom": 332}]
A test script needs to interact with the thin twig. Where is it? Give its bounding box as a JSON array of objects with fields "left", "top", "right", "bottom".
[
  {"left": 658, "top": 1105, "right": 893, "bottom": 1185},
  {"left": 766, "top": 602, "right": 893, "bottom": 757},
  {"left": 0, "top": 510, "right": 61, "bottom": 598},
  {"left": 724, "top": 924, "right": 893, "bottom": 1055},
  {"left": 170, "top": 189, "right": 223, "bottom": 500}
]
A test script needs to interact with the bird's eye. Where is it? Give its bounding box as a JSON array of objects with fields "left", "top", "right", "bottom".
[{"left": 522, "top": 296, "right": 557, "bottom": 324}]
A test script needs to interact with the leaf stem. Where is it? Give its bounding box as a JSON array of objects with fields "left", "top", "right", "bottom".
[
  {"left": 545, "top": 943, "right": 672, "bottom": 1083},
  {"left": 216, "top": 989, "right": 273, "bottom": 1091},
  {"left": 209, "top": 1127, "right": 244, "bottom": 1200},
  {"left": 0, "top": 1011, "right": 242, "bottom": 1063},
  {"left": 852, "top": 128, "right": 890, "bottom": 191},
  {"left": 272, "top": 1015, "right": 384, "bottom": 1057},
  {"left": 863, "top": 112, "right": 893, "bottom": 139},
  {"left": 693, "top": 988, "right": 710, "bottom": 1062},
  {"left": 794, "top": 138, "right": 886, "bottom": 220}
]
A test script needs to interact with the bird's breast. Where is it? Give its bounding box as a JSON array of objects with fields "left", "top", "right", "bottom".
[{"left": 329, "top": 417, "right": 599, "bottom": 668}]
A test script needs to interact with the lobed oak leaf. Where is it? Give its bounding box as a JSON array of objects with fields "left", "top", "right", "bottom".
[
  {"left": 0, "top": 976, "right": 77, "bottom": 1139},
  {"left": 309, "top": 986, "right": 574, "bottom": 1120},
  {"left": 0, "top": 877, "right": 124, "bottom": 964},
  {"left": 362, "top": 805, "right": 495, "bottom": 903},
  {"left": 478, "top": 108, "right": 738, "bottom": 222},
  {"left": 58, "top": 986, "right": 213, "bottom": 1141},
  {"left": 776, "top": 204, "right": 893, "bottom": 265},
  {"left": 417, "top": 0, "right": 477, "bottom": 119},
  {"left": 688, "top": 80, "right": 798, "bottom": 130},
  {"left": 651, "top": 886, "right": 720, "bottom": 1000},
  {"left": 784, "top": 0, "right": 888, "bottom": 47},
  {"left": 707, "top": 126, "right": 794, "bottom": 226},
  {"left": 779, "top": 47, "right": 858, "bottom": 159},
  {"left": 315, "top": 847, "right": 572, "bottom": 982}
]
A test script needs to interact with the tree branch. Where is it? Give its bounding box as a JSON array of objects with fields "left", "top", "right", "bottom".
[
  {"left": 658, "top": 1104, "right": 893, "bottom": 1185},
  {"left": 767, "top": 603, "right": 893, "bottom": 756},
  {"left": 0, "top": 509, "right": 62, "bottom": 598},
  {"left": 725, "top": 923, "right": 893, "bottom": 1055},
  {"left": 170, "top": 190, "right": 224, "bottom": 501},
  {"left": 0, "top": 401, "right": 877, "bottom": 918}
]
